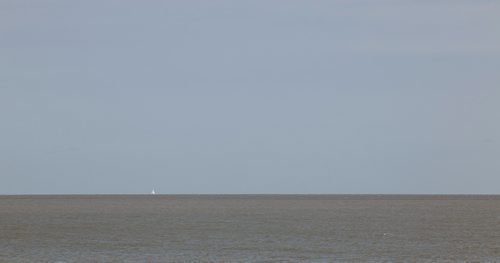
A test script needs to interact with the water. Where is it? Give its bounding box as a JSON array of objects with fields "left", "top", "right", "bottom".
[{"left": 1, "top": 195, "right": 499, "bottom": 262}]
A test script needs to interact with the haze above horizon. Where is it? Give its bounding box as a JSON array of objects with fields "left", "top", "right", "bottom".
[{"left": 1, "top": 0, "right": 499, "bottom": 194}]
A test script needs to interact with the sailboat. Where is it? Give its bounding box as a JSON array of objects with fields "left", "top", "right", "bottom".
[{"left": 151, "top": 189, "right": 156, "bottom": 195}]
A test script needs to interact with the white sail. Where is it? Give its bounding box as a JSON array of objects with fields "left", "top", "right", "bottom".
[{"left": 151, "top": 189, "right": 156, "bottom": 195}]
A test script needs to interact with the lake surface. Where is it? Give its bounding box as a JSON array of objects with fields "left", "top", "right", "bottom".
[{"left": 1, "top": 195, "right": 499, "bottom": 262}]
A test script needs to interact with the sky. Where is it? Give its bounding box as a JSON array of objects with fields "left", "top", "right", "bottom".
[{"left": 1, "top": 0, "right": 499, "bottom": 194}]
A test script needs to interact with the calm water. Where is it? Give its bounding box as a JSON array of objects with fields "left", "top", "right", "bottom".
[{"left": 1, "top": 195, "right": 499, "bottom": 262}]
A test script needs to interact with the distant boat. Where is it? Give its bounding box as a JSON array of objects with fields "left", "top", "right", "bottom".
[{"left": 151, "top": 189, "right": 156, "bottom": 195}]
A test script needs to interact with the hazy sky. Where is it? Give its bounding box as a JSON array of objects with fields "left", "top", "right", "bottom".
[{"left": 1, "top": 0, "right": 499, "bottom": 194}]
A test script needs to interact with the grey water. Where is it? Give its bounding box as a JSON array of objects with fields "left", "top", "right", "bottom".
[{"left": 1, "top": 195, "right": 499, "bottom": 262}]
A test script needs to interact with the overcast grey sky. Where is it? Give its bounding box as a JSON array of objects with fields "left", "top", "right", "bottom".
[{"left": 1, "top": 0, "right": 499, "bottom": 194}]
